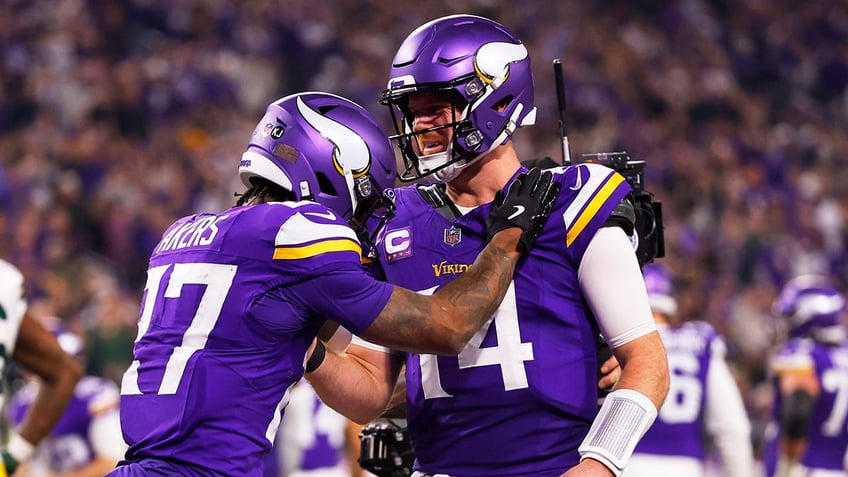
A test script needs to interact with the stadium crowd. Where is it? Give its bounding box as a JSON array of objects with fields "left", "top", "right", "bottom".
[{"left": 1, "top": 0, "right": 847, "bottom": 471}]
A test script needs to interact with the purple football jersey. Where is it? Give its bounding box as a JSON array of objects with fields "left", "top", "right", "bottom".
[
  {"left": 114, "top": 201, "right": 393, "bottom": 477},
  {"left": 765, "top": 338, "right": 848, "bottom": 475},
  {"left": 299, "top": 396, "right": 345, "bottom": 471},
  {"left": 634, "top": 322, "right": 718, "bottom": 459},
  {"left": 373, "top": 164, "right": 631, "bottom": 476},
  {"left": 10, "top": 376, "right": 120, "bottom": 472}
]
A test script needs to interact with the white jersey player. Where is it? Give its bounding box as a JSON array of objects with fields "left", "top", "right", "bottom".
[{"left": 0, "top": 259, "right": 82, "bottom": 475}]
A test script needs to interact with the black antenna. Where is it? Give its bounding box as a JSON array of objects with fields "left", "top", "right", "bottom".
[{"left": 553, "top": 59, "right": 572, "bottom": 165}]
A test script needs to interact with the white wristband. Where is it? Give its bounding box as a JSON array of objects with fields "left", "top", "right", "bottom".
[
  {"left": 578, "top": 388, "right": 658, "bottom": 476},
  {"left": 775, "top": 456, "right": 803, "bottom": 477},
  {"left": 6, "top": 431, "right": 35, "bottom": 462}
]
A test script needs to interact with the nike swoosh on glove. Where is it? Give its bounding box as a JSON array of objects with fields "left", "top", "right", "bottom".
[{"left": 486, "top": 167, "right": 561, "bottom": 255}]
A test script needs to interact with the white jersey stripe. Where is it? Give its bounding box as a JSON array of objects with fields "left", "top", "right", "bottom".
[
  {"left": 275, "top": 212, "right": 359, "bottom": 247},
  {"left": 562, "top": 163, "right": 615, "bottom": 232}
]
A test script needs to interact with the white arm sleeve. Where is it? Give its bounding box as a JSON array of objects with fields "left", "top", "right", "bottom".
[
  {"left": 89, "top": 408, "right": 128, "bottom": 460},
  {"left": 578, "top": 227, "right": 656, "bottom": 348},
  {"left": 326, "top": 325, "right": 353, "bottom": 352},
  {"left": 703, "top": 340, "right": 754, "bottom": 477},
  {"left": 0, "top": 260, "right": 27, "bottom": 357}
]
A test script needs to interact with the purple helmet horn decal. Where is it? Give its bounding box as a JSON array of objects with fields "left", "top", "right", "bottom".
[{"left": 774, "top": 274, "right": 847, "bottom": 341}]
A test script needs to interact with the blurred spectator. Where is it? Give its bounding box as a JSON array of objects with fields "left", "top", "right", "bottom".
[{"left": 78, "top": 263, "right": 137, "bottom": 384}]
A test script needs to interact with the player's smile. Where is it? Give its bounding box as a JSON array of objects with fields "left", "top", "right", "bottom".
[{"left": 417, "top": 134, "right": 447, "bottom": 155}]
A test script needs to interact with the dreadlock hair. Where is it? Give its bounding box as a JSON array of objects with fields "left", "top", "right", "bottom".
[{"left": 235, "top": 177, "right": 296, "bottom": 206}]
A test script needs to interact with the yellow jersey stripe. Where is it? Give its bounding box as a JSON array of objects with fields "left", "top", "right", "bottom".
[
  {"left": 566, "top": 173, "right": 625, "bottom": 247},
  {"left": 273, "top": 238, "right": 361, "bottom": 260}
]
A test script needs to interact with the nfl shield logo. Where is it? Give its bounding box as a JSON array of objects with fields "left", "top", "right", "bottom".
[
  {"left": 444, "top": 226, "right": 461, "bottom": 247},
  {"left": 261, "top": 122, "right": 274, "bottom": 137}
]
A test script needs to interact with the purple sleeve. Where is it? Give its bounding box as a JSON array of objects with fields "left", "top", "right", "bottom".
[{"left": 271, "top": 261, "right": 394, "bottom": 336}]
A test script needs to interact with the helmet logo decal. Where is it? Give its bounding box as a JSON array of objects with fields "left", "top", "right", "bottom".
[
  {"left": 775, "top": 274, "right": 847, "bottom": 342},
  {"left": 260, "top": 121, "right": 286, "bottom": 139},
  {"left": 474, "top": 41, "right": 528, "bottom": 84},
  {"left": 794, "top": 294, "right": 846, "bottom": 320},
  {"left": 296, "top": 97, "right": 371, "bottom": 178}
]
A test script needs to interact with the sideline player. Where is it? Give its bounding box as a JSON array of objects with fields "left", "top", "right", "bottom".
[
  {"left": 0, "top": 259, "right": 83, "bottom": 475},
  {"left": 765, "top": 275, "right": 848, "bottom": 477},
  {"left": 623, "top": 264, "right": 754, "bottom": 477},
  {"left": 7, "top": 320, "right": 126, "bottom": 477}
]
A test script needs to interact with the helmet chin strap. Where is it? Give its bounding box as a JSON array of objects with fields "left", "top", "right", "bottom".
[
  {"left": 433, "top": 149, "right": 490, "bottom": 183},
  {"left": 432, "top": 159, "right": 468, "bottom": 183}
]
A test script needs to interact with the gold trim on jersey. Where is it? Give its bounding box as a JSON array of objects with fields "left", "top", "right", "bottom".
[
  {"left": 273, "top": 238, "right": 361, "bottom": 260},
  {"left": 566, "top": 173, "right": 625, "bottom": 247}
]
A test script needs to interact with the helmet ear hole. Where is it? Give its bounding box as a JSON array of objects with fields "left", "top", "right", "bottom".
[
  {"left": 492, "top": 96, "right": 512, "bottom": 112},
  {"left": 315, "top": 171, "right": 338, "bottom": 197},
  {"left": 317, "top": 104, "right": 337, "bottom": 115}
]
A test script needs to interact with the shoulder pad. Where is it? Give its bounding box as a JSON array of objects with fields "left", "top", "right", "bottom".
[{"left": 605, "top": 195, "right": 636, "bottom": 235}]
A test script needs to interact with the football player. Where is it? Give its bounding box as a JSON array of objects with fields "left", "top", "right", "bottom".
[
  {"left": 623, "top": 264, "right": 754, "bottom": 477},
  {"left": 0, "top": 259, "right": 83, "bottom": 475},
  {"left": 105, "top": 92, "right": 559, "bottom": 476},
  {"left": 306, "top": 15, "right": 669, "bottom": 477},
  {"left": 7, "top": 320, "right": 126, "bottom": 476},
  {"left": 764, "top": 275, "right": 848, "bottom": 477},
  {"left": 270, "top": 380, "right": 356, "bottom": 477}
]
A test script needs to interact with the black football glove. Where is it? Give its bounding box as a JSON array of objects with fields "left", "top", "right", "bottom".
[{"left": 487, "top": 167, "right": 561, "bottom": 255}]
